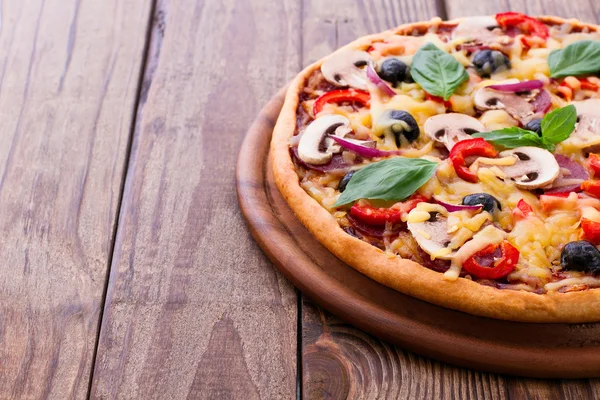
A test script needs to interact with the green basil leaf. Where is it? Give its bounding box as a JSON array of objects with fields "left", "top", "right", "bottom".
[
  {"left": 334, "top": 158, "right": 438, "bottom": 207},
  {"left": 472, "top": 127, "right": 545, "bottom": 149},
  {"left": 410, "top": 43, "right": 469, "bottom": 100},
  {"left": 548, "top": 40, "right": 600, "bottom": 78},
  {"left": 540, "top": 104, "right": 577, "bottom": 144}
]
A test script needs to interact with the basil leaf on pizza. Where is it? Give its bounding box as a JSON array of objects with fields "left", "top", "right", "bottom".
[
  {"left": 541, "top": 104, "right": 577, "bottom": 144},
  {"left": 410, "top": 43, "right": 469, "bottom": 100},
  {"left": 335, "top": 158, "right": 438, "bottom": 206},
  {"left": 548, "top": 40, "right": 600, "bottom": 78},
  {"left": 473, "top": 105, "right": 576, "bottom": 151},
  {"left": 472, "top": 127, "right": 545, "bottom": 149}
]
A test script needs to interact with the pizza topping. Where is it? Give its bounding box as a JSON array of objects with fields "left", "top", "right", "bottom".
[
  {"left": 451, "top": 16, "right": 500, "bottom": 43},
  {"left": 330, "top": 135, "right": 405, "bottom": 159},
  {"left": 338, "top": 170, "right": 356, "bottom": 192},
  {"left": 445, "top": 225, "right": 508, "bottom": 280},
  {"left": 434, "top": 197, "right": 482, "bottom": 212},
  {"left": 548, "top": 40, "right": 600, "bottom": 78},
  {"left": 366, "top": 65, "right": 396, "bottom": 96},
  {"left": 512, "top": 198, "right": 534, "bottom": 220},
  {"left": 495, "top": 12, "right": 549, "bottom": 39},
  {"left": 498, "top": 147, "right": 560, "bottom": 189},
  {"left": 523, "top": 118, "right": 542, "bottom": 135},
  {"left": 321, "top": 50, "right": 373, "bottom": 90},
  {"left": 377, "top": 58, "right": 411, "bottom": 87},
  {"left": 410, "top": 43, "right": 469, "bottom": 100},
  {"left": 589, "top": 154, "right": 600, "bottom": 177},
  {"left": 313, "top": 89, "right": 370, "bottom": 116},
  {"left": 424, "top": 113, "right": 484, "bottom": 151},
  {"left": 373, "top": 110, "right": 420, "bottom": 147},
  {"left": 335, "top": 157, "right": 438, "bottom": 206},
  {"left": 545, "top": 154, "right": 589, "bottom": 193},
  {"left": 563, "top": 99, "right": 600, "bottom": 153},
  {"left": 471, "top": 50, "right": 511, "bottom": 77},
  {"left": 473, "top": 105, "right": 576, "bottom": 151},
  {"left": 407, "top": 208, "right": 456, "bottom": 260},
  {"left": 297, "top": 115, "right": 351, "bottom": 165},
  {"left": 462, "top": 240, "right": 519, "bottom": 280},
  {"left": 487, "top": 79, "right": 543, "bottom": 92},
  {"left": 560, "top": 240, "right": 600, "bottom": 275},
  {"left": 461, "top": 193, "right": 501, "bottom": 213},
  {"left": 473, "top": 85, "right": 538, "bottom": 123},
  {"left": 449, "top": 138, "right": 497, "bottom": 183}
]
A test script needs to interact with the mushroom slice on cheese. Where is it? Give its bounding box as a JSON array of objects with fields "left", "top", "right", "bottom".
[
  {"left": 407, "top": 207, "right": 456, "bottom": 260},
  {"left": 297, "top": 115, "right": 350, "bottom": 165},
  {"left": 561, "top": 99, "right": 600, "bottom": 153},
  {"left": 321, "top": 50, "right": 373, "bottom": 90},
  {"left": 424, "top": 113, "right": 485, "bottom": 150},
  {"left": 499, "top": 147, "right": 560, "bottom": 190}
]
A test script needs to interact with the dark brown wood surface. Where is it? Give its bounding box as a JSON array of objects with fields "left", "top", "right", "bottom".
[{"left": 2, "top": 0, "right": 600, "bottom": 399}]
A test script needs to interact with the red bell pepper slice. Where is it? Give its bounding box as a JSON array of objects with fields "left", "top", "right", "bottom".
[
  {"left": 462, "top": 240, "right": 520, "bottom": 280},
  {"left": 512, "top": 199, "right": 533, "bottom": 220},
  {"left": 425, "top": 92, "right": 452, "bottom": 109},
  {"left": 496, "top": 12, "right": 549, "bottom": 39},
  {"left": 588, "top": 154, "right": 600, "bottom": 177},
  {"left": 581, "top": 218, "right": 600, "bottom": 244},
  {"left": 581, "top": 180, "right": 600, "bottom": 198},
  {"left": 448, "top": 138, "right": 498, "bottom": 183},
  {"left": 349, "top": 194, "right": 428, "bottom": 226},
  {"left": 313, "top": 89, "right": 370, "bottom": 116},
  {"left": 580, "top": 79, "right": 600, "bottom": 92}
]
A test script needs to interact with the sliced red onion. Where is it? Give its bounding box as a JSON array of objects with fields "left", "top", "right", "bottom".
[
  {"left": 545, "top": 154, "right": 589, "bottom": 193},
  {"left": 488, "top": 80, "right": 544, "bottom": 92},
  {"left": 434, "top": 196, "right": 482, "bottom": 212},
  {"left": 331, "top": 135, "right": 402, "bottom": 158},
  {"left": 366, "top": 65, "right": 397, "bottom": 97},
  {"left": 532, "top": 89, "right": 552, "bottom": 113}
]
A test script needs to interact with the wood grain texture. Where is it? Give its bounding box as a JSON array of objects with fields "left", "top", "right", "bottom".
[
  {"left": 90, "top": 0, "right": 301, "bottom": 398},
  {"left": 0, "top": 0, "right": 152, "bottom": 398}
]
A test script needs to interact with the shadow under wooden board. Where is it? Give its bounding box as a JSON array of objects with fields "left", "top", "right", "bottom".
[{"left": 236, "top": 89, "right": 600, "bottom": 379}]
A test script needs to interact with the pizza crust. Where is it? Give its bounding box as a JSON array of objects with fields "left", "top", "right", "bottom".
[{"left": 271, "top": 16, "right": 600, "bottom": 322}]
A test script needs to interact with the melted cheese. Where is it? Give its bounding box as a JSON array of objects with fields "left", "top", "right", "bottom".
[{"left": 296, "top": 22, "right": 600, "bottom": 292}]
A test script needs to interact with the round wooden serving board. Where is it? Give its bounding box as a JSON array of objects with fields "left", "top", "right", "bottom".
[{"left": 236, "top": 89, "right": 600, "bottom": 379}]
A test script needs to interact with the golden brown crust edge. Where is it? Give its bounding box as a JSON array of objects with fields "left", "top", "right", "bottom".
[{"left": 271, "top": 16, "right": 600, "bottom": 323}]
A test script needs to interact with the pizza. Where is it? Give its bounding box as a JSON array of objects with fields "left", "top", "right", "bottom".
[{"left": 271, "top": 13, "right": 600, "bottom": 322}]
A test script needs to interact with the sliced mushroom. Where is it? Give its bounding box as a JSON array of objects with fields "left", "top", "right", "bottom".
[
  {"left": 297, "top": 115, "right": 350, "bottom": 165},
  {"left": 321, "top": 50, "right": 373, "bottom": 90},
  {"left": 451, "top": 16, "right": 501, "bottom": 43},
  {"left": 563, "top": 99, "right": 600, "bottom": 153},
  {"left": 407, "top": 213, "right": 456, "bottom": 260},
  {"left": 498, "top": 147, "right": 560, "bottom": 189},
  {"left": 474, "top": 86, "right": 538, "bottom": 123},
  {"left": 373, "top": 110, "right": 420, "bottom": 148},
  {"left": 424, "top": 113, "right": 485, "bottom": 150}
]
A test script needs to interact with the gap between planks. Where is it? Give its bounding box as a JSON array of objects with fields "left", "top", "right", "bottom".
[{"left": 85, "top": 0, "right": 160, "bottom": 398}]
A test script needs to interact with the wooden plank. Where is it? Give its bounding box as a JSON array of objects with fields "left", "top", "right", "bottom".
[
  {"left": 300, "top": 1, "right": 509, "bottom": 398},
  {"left": 444, "top": 2, "right": 600, "bottom": 398},
  {"left": 0, "top": 0, "right": 152, "bottom": 398},
  {"left": 445, "top": 0, "right": 600, "bottom": 23},
  {"left": 89, "top": 0, "right": 301, "bottom": 398}
]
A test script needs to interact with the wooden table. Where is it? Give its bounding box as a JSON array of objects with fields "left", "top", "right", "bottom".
[{"left": 2, "top": 0, "right": 599, "bottom": 399}]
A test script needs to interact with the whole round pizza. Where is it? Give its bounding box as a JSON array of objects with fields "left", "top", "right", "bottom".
[{"left": 271, "top": 14, "right": 600, "bottom": 322}]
